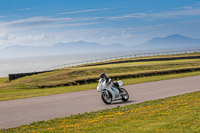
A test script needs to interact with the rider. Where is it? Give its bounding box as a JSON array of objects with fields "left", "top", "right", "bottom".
[
  {"left": 99, "top": 73, "right": 121, "bottom": 92},
  {"left": 100, "top": 73, "right": 109, "bottom": 83}
]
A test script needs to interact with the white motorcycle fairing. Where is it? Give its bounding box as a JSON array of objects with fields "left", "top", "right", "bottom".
[{"left": 97, "top": 79, "right": 123, "bottom": 101}]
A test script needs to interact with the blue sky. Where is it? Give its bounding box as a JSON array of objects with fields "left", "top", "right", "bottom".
[{"left": 0, "top": 0, "right": 200, "bottom": 49}]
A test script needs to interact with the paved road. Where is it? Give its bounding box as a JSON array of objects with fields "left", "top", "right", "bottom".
[{"left": 0, "top": 76, "right": 200, "bottom": 129}]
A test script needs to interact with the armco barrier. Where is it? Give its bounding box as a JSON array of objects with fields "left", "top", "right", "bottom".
[{"left": 9, "top": 70, "right": 53, "bottom": 81}]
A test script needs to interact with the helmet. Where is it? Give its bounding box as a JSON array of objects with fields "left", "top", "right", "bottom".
[{"left": 100, "top": 73, "right": 107, "bottom": 78}]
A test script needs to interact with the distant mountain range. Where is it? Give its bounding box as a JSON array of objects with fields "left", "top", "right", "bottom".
[
  {"left": 0, "top": 41, "right": 127, "bottom": 58},
  {"left": 136, "top": 34, "right": 200, "bottom": 49},
  {"left": 0, "top": 34, "right": 200, "bottom": 58}
]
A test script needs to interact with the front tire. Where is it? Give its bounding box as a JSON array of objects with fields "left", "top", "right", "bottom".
[
  {"left": 101, "top": 91, "right": 112, "bottom": 104},
  {"left": 120, "top": 88, "right": 129, "bottom": 101}
]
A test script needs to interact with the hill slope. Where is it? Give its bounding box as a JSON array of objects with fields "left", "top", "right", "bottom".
[{"left": 135, "top": 34, "right": 200, "bottom": 49}]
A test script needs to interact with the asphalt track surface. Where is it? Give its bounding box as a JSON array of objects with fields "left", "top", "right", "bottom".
[{"left": 0, "top": 76, "right": 200, "bottom": 129}]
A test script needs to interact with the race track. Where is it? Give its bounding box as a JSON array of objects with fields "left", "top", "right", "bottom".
[{"left": 0, "top": 75, "right": 200, "bottom": 129}]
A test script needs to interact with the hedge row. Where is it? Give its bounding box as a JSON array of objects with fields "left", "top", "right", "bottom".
[{"left": 9, "top": 71, "right": 53, "bottom": 81}]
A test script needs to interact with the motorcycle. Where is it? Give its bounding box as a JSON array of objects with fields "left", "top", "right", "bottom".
[{"left": 97, "top": 78, "right": 129, "bottom": 104}]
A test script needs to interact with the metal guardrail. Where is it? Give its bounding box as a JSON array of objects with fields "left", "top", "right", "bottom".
[{"left": 49, "top": 49, "right": 200, "bottom": 71}]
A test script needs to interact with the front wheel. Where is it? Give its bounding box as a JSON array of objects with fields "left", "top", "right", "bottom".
[
  {"left": 101, "top": 91, "right": 112, "bottom": 104},
  {"left": 120, "top": 88, "right": 129, "bottom": 102}
]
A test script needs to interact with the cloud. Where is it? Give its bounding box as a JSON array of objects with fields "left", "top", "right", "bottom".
[
  {"left": 63, "top": 22, "right": 103, "bottom": 27},
  {"left": 108, "top": 7, "right": 200, "bottom": 20},
  {"left": 0, "top": 17, "right": 72, "bottom": 31},
  {"left": 0, "top": 33, "right": 58, "bottom": 49},
  {"left": 3, "top": 17, "right": 72, "bottom": 27},
  {"left": 177, "top": 2, "right": 200, "bottom": 10},
  {"left": 108, "top": 13, "right": 147, "bottom": 19},
  {"left": 178, "top": 19, "right": 200, "bottom": 24},
  {"left": 120, "top": 31, "right": 135, "bottom": 38},
  {"left": 151, "top": 8, "right": 200, "bottom": 18},
  {"left": 0, "top": 16, "right": 102, "bottom": 32},
  {"left": 0, "top": 32, "right": 8, "bottom": 40},
  {"left": 58, "top": 8, "right": 110, "bottom": 14},
  {"left": 100, "top": 30, "right": 135, "bottom": 41},
  {"left": 75, "top": 16, "right": 105, "bottom": 21},
  {"left": 17, "top": 8, "right": 33, "bottom": 11}
]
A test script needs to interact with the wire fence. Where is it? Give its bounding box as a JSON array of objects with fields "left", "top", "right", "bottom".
[{"left": 49, "top": 49, "right": 200, "bottom": 71}]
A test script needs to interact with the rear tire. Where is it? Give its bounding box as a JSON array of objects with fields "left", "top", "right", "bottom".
[
  {"left": 101, "top": 91, "right": 112, "bottom": 104},
  {"left": 120, "top": 88, "right": 129, "bottom": 101}
]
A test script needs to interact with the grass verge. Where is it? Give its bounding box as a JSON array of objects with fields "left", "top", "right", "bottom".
[
  {"left": 0, "top": 77, "right": 8, "bottom": 84},
  {"left": 1, "top": 91, "right": 199, "bottom": 132},
  {"left": 0, "top": 71, "right": 200, "bottom": 101}
]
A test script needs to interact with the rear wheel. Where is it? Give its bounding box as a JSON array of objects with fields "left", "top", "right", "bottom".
[
  {"left": 101, "top": 91, "right": 112, "bottom": 104},
  {"left": 120, "top": 88, "right": 129, "bottom": 101}
]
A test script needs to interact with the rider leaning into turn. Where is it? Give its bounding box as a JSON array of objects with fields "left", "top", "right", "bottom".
[{"left": 99, "top": 73, "right": 121, "bottom": 92}]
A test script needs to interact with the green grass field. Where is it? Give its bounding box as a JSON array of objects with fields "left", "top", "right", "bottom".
[
  {"left": 1, "top": 57, "right": 200, "bottom": 89},
  {"left": 1, "top": 91, "right": 199, "bottom": 133},
  {"left": 0, "top": 52, "right": 200, "bottom": 101}
]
